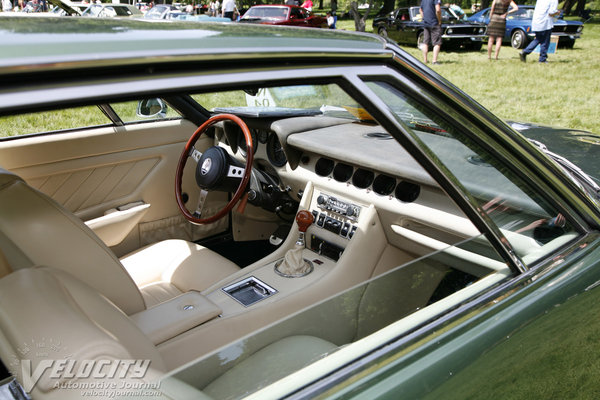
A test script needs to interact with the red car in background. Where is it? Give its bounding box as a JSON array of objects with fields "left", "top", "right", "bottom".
[{"left": 240, "top": 4, "right": 327, "bottom": 28}]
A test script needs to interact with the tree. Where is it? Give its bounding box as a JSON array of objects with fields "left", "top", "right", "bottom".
[
  {"left": 349, "top": 0, "right": 374, "bottom": 31},
  {"left": 563, "top": 0, "right": 577, "bottom": 14},
  {"left": 380, "top": 0, "right": 396, "bottom": 15},
  {"left": 563, "top": 0, "right": 588, "bottom": 16}
]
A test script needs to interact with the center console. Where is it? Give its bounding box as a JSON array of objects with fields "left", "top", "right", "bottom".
[
  {"left": 157, "top": 183, "right": 382, "bottom": 368},
  {"left": 205, "top": 187, "right": 367, "bottom": 316},
  {"left": 308, "top": 190, "right": 364, "bottom": 261}
]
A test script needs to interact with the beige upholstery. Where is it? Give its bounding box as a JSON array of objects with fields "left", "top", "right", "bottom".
[
  {"left": 130, "top": 291, "right": 222, "bottom": 345},
  {"left": 0, "top": 168, "right": 240, "bottom": 314},
  {"left": 203, "top": 335, "right": 338, "bottom": 399},
  {"left": 121, "top": 239, "right": 240, "bottom": 308},
  {"left": 0, "top": 267, "right": 165, "bottom": 399},
  {"left": 0, "top": 266, "right": 336, "bottom": 399}
]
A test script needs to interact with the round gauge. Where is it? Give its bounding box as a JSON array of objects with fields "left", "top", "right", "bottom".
[
  {"left": 267, "top": 134, "right": 287, "bottom": 167},
  {"left": 237, "top": 129, "right": 257, "bottom": 157},
  {"left": 257, "top": 129, "right": 269, "bottom": 144}
]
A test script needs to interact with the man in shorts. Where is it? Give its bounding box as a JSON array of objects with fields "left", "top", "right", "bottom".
[{"left": 420, "top": 0, "right": 442, "bottom": 64}]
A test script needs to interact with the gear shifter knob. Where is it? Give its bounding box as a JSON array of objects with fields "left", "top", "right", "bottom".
[{"left": 296, "top": 210, "right": 314, "bottom": 233}]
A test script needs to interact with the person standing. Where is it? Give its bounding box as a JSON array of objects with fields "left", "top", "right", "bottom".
[
  {"left": 520, "top": 0, "right": 561, "bottom": 63},
  {"left": 2, "top": 0, "right": 12, "bottom": 12},
  {"left": 221, "top": 0, "right": 236, "bottom": 20},
  {"left": 420, "top": 0, "right": 442, "bottom": 65},
  {"left": 487, "top": 0, "right": 518, "bottom": 60},
  {"left": 326, "top": 11, "right": 336, "bottom": 28},
  {"left": 301, "top": 0, "right": 312, "bottom": 12}
]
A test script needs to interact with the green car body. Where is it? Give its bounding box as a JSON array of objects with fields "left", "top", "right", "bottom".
[{"left": 1, "top": 16, "right": 600, "bottom": 400}]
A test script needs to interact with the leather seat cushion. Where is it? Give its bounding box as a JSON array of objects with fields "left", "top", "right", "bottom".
[
  {"left": 121, "top": 239, "right": 241, "bottom": 301},
  {"left": 139, "top": 281, "right": 184, "bottom": 308},
  {"left": 0, "top": 266, "right": 166, "bottom": 395},
  {"left": 203, "top": 335, "right": 338, "bottom": 399},
  {"left": 0, "top": 171, "right": 145, "bottom": 315}
]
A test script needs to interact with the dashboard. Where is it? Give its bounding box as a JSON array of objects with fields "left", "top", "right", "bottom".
[{"left": 212, "top": 112, "right": 479, "bottom": 262}]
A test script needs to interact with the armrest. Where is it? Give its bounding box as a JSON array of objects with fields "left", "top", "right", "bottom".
[
  {"left": 130, "top": 291, "right": 222, "bottom": 345},
  {"left": 85, "top": 202, "right": 150, "bottom": 247}
]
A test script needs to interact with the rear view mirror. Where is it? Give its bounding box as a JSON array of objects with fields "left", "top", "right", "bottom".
[{"left": 136, "top": 98, "right": 168, "bottom": 118}]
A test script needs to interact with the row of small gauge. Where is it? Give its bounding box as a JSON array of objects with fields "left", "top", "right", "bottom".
[{"left": 314, "top": 157, "right": 421, "bottom": 203}]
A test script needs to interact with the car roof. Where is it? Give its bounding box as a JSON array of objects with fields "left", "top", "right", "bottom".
[{"left": 0, "top": 16, "right": 389, "bottom": 76}]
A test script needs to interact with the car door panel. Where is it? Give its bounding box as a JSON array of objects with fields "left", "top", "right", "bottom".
[{"left": 0, "top": 119, "right": 230, "bottom": 257}]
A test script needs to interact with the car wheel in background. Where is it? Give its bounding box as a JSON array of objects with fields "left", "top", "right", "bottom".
[{"left": 511, "top": 29, "right": 527, "bottom": 49}]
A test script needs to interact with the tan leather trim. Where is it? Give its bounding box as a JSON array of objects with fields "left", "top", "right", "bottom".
[
  {"left": 140, "top": 282, "right": 183, "bottom": 308},
  {"left": 131, "top": 291, "right": 222, "bottom": 345},
  {"left": 0, "top": 175, "right": 146, "bottom": 315},
  {"left": 121, "top": 239, "right": 241, "bottom": 294},
  {"left": 0, "top": 267, "right": 165, "bottom": 396}
]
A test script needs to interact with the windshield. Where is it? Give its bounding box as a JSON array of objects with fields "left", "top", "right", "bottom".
[
  {"left": 188, "top": 82, "right": 580, "bottom": 267},
  {"left": 192, "top": 85, "right": 363, "bottom": 119},
  {"left": 144, "top": 6, "right": 167, "bottom": 19},
  {"left": 242, "top": 6, "right": 288, "bottom": 20}
]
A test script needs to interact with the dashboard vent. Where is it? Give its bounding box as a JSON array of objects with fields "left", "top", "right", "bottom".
[{"left": 364, "top": 132, "right": 393, "bottom": 140}]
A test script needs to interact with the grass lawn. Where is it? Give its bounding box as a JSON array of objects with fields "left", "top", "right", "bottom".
[{"left": 338, "top": 19, "right": 600, "bottom": 134}]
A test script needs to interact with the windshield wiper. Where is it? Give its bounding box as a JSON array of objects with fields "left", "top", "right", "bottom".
[{"left": 529, "top": 139, "right": 600, "bottom": 198}]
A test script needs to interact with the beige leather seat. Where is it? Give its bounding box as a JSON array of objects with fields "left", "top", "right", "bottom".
[
  {"left": 0, "top": 168, "right": 240, "bottom": 314},
  {"left": 0, "top": 266, "right": 337, "bottom": 399}
]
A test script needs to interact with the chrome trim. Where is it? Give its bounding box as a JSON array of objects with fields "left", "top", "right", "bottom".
[
  {"left": 441, "top": 34, "right": 487, "bottom": 39},
  {"left": 0, "top": 49, "right": 392, "bottom": 77},
  {"left": 221, "top": 276, "right": 278, "bottom": 307}
]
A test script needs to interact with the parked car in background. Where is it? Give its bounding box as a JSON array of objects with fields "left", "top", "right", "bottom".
[
  {"left": 373, "top": 6, "right": 487, "bottom": 50},
  {"left": 81, "top": 2, "right": 142, "bottom": 18},
  {"left": 49, "top": 0, "right": 86, "bottom": 16},
  {"left": 469, "top": 5, "right": 584, "bottom": 48},
  {"left": 1, "top": 15, "right": 600, "bottom": 400},
  {"left": 239, "top": 4, "right": 327, "bottom": 27},
  {"left": 173, "top": 13, "right": 232, "bottom": 22},
  {"left": 143, "top": 4, "right": 187, "bottom": 19}
]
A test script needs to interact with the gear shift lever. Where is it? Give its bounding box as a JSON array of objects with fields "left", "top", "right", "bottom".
[
  {"left": 294, "top": 210, "right": 313, "bottom": 246},
  {"left": 275, "top": 210, "right": 315, "bottom": 277}
]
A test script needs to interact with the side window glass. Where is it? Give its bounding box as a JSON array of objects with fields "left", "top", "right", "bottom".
[
  {"left": 0, "top": 106, "right": 110, "bottom": 139},
  {"left": 366, "top": 81, "right": 580, "bottom": 266},
  {"left": 110, "top": 99, "right": 181, "bottom": 123}
]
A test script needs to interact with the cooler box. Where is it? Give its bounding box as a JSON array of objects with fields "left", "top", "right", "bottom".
[{"left": 533, "top": 35, "right": 559, "bottom": 54}]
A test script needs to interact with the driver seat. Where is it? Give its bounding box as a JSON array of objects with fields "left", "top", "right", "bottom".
[{"left": 0, "top": 168, "right": 240, "bottom": 314}]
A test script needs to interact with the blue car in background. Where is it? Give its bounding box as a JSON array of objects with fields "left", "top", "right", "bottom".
[{"left": 469, "top": 5, "right": 583, "bottom": 48}]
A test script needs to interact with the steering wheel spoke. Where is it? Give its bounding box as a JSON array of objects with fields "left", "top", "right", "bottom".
[
  {"left": 227, "top": 165, "right": 245, "bottom": 178},
  {"left": 193, "top": 189, "right": 209, "bottom": 218},
  {"left": 189, "top": 147, "right": 203, "bottom": 163},
  {"left": 175, "top": 114, "right": 254, "bottom": 225}
]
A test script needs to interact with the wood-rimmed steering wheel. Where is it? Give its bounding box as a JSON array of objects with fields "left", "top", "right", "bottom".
[{"left": 175, "top": 114, "right": 254, "bottom": 225}]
